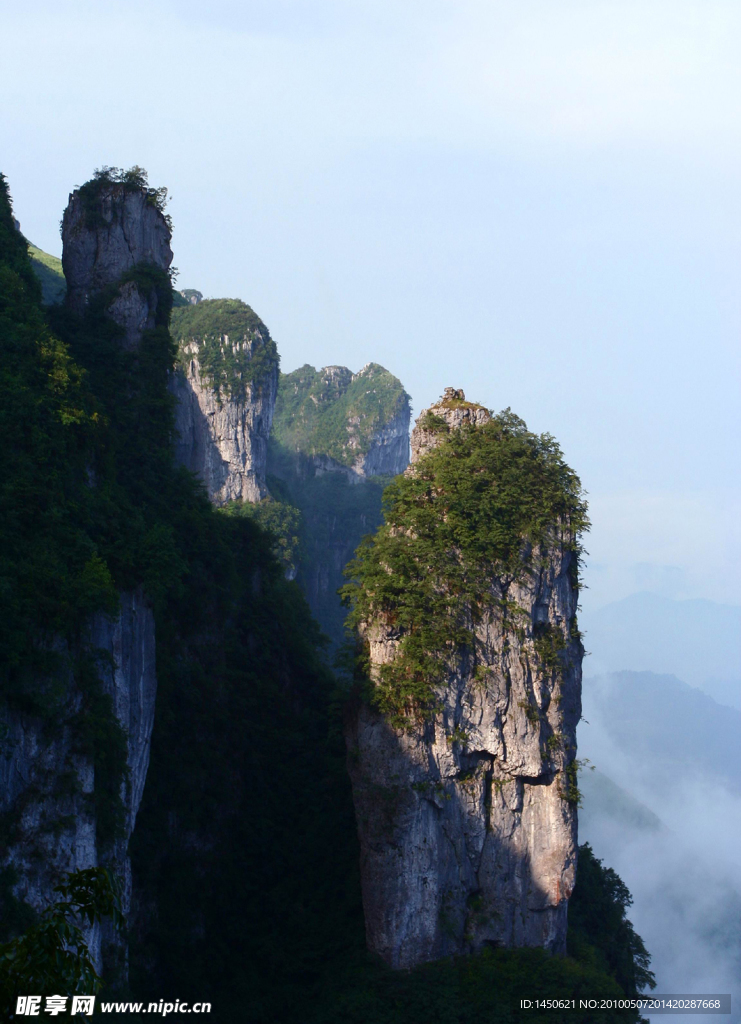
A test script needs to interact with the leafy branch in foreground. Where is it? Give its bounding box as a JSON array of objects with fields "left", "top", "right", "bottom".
[{"left": 0, "top": 868, "right": 122, "bottom": 1015}]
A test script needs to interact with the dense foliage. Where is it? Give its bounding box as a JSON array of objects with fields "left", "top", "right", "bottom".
[
  {"left": 266, "top": 442, "right": 389, "bottom": 648},
  {"left": 0, "top": 869, "right": 121, "bottom": 1019},
  {"left": 0, "top": 174, "right": 131, "bottom": 846},
  {"left": 309, "top": 945, "right": 643, "bottom": 1024},
  {"left": 267, "top": 362, "right": 408, "bottom": 648},
  {"left": 220, "top": 495, "right": 302, "bottom": 576},
  {"left": 568, "top": 844, "right": 655, "bottom": 996},
  {"left": 0, "top": 172, "right": 356, "bottom": 1018},
  {"left": 342, "top": 411, "right": 589, "bottom": 724},
  {"left": 170, "top": 298, "right": 278, "bottom": 399},
  {"left": 27, "top": 243, "right": 66, "bottom": 305},
  {"left": 272, "top": 362, "right": 409, "bottom": 467}
]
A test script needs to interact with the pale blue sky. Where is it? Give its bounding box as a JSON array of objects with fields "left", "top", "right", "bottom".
[{"left": 3, "top": 0, "right": 739, "bottom": 609}]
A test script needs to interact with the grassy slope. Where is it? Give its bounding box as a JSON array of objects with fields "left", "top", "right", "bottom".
[{"left": 27, "top": 243, "right": 66, "bottom": 305}]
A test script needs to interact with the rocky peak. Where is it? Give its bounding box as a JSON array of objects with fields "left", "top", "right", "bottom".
[
  {"left": 62, "top": 180, "right": 172, "bottom": 348},
  {"left": 271, "top": 362, "right": 411, "bottom": 480},
  {"left": 346, "top": 394, "right": 585, "bottom": 969},
  {"left": 169, "top": 298, "right": 279, "bottom": 504},
  {"left": 410, "top": 388, "right": 492, "bottom": 465},
  {"left": 318, "top": 365, "right": 353, "bottom": 397}
]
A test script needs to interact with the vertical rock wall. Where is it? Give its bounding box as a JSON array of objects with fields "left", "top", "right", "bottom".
[
  {"left": 268, "top": 363, "right": 411, "bottom": 645},
  {"left": 271, "top": 363, "right": 411, "bottom": 483},
  {"left": 170, "top": 333, "right": 277, "bottom": 505},
  {"left": 347, "top": 390, "right": 583, "bottom": 969},
  {"left": 62, "top": 184, "right": 173, "bottom": 347},
  {"left": 0, "top": 591, "right": 156, "bottom": 965},
  {"left": 0, "top": 181, "right": 168, "bottom": 965}
]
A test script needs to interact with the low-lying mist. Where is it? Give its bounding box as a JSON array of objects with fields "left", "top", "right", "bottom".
[{"left": 578, "top": 671, "right": 741, "bottom": 1021}]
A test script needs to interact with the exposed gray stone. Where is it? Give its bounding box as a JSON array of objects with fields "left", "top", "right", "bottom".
[
  {"left": 0, "top": 591, "right": 156, "bottom": 966},
  {"left": 62, "top": 184, "right": 172, "bottom": 348},
  {"left": 0, "top": 181, "right": 170, "bottom": 967},
  {"left": 170, "top": 344, "right": 277, "bottom": 505},
  {"left": 347, "top": 391, "right": 582, "bottom": 969}
]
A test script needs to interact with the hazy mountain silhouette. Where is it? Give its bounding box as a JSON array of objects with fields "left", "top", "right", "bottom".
[{"left": 581, "top": 593, "right": 741, "bottom": 708}]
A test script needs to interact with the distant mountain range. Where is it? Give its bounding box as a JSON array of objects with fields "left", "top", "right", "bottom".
[
  {"left": 580, "top": 670, "right": 741, "bottom": 799},
  {"left": 580, "top": 592, "right": 741, "bottom": 708},
  {"left": 579, "top": 767, "right": 665, "bottom": 838}
]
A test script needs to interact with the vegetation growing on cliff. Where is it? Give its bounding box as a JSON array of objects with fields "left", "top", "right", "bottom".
[
  {"left": 342, "top": 410, "right": 589, "bottom": 724},
  {"left": 0, "top": 169, "right": 359, "bottom": 1016},
  {"left": 0, "top": 173, "right": 120, "bottom": 715},
  {"left": 267, "top": 362, "right": 408, "bottom": 647},
  {"left": 76, "top": 166, "right": 171, "bottom": 228},
  {"left": 568, "top": 844, "right": 655, "bottom": 995},
  {"left": 170, "top": 298, "right": 278, "bottom": 400},
  {"left": 272, "top": 362, "right": 409, "bottom": 467},
  {"left": 221, "top": 496, "right": 302, "bottom": 575},
  {"left": 28, "top": 243, "right": 66, "bottom": 305},
  {"left": 0, "top": 869, "right": 121, "bottom": 1018}
]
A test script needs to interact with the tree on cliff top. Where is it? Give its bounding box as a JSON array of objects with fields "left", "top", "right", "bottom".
[{"left": 342, "top": 408, "right": 589, "bottom": 724}]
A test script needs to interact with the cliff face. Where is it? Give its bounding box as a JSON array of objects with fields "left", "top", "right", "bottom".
[
  {"left": 271, "top": 363, "right": 411, "bottom": 482},
  {"left": 346, "top": 391, "right": 584, "bottom": 969},
  {"left": 0, "top": 591, "right": 156, "bottom": 963},
  {"left": 169, "top": 299, "right": 279, "bottom": 505},
  {"left": 62, "top": 183, "right": 173, "bottom": 346},
  {"left": 268, "top": 363, "right": 411, "bottom": 646},
  {"left": 0, "top": 179, "right": 171, "bottom": 965}
]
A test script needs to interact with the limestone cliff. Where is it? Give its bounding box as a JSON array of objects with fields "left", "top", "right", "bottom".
[
  {"left": 0, "top": 591, "right": 156, "bottom": 964},
  {"left": 170, "top": 299, "right": 279, "bottom": 505},
  {"left": 0, "top": 175, "right": 170, "bottom": 965},
  {"left": 268, "top": 363, "right": 411, "bottom": 645},
  {"left": 271, "top": 363, "right": 410, "bottom": 482},
  {"left": 62, "top": 177, "right": 173, "bottom": 346},
  {"left": 345, "top": 390, "right": 586, "bottom": 969}
]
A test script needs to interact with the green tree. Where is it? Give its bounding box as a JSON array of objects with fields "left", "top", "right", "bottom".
[
  {"left": 0, "top": 868, "right": 122, "bottom": 1019},
  {"left": 342, "top": 410, "right": 589, "bottom": 725},
  {"left": 568, "top": 844, "right": 655, "bottom": 995}
]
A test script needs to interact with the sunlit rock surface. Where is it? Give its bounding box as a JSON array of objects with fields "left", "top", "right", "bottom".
[
  {"left": 347, "top": 390, "right": 582, "bottom": 968},
  {"left": 170, "top": 330, "right": 278, "bottom": 505}
]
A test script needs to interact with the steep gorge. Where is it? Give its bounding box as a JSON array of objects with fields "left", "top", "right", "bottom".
[{"left": 1, "top": 167, "right": 654, "bottom": 1022}]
